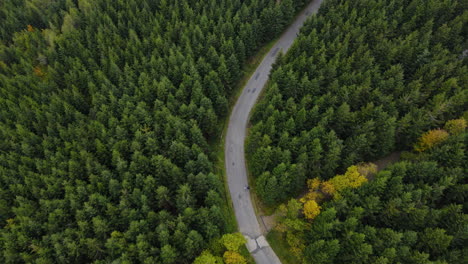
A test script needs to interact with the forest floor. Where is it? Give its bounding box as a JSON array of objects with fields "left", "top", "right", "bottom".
[{"left": 375, "top": 151, "right": 402, "bottom": 171}]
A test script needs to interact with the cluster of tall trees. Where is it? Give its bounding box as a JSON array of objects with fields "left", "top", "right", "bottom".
[
  {"left": 273, "top": 118, "right": 466, "bottom": 263},
  {"left": 247, "top": 0, "right": 467, "bottom": 205},
  {"left": 0, "top": 0, "right": 308, "bottom": 263},
  {"left": 301, "top": 124, "right": 467, "bottom": 263},
  {"left": 193, "top": 232, "right": 248, "bottom": 264}
]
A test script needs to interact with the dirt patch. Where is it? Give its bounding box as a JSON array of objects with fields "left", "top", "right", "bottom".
[
  {"left": 374, "top": 151, "right": 402, "bottom": 171},
  {"left": 260, "top": 214, "right": 277, "bottom": 233}
]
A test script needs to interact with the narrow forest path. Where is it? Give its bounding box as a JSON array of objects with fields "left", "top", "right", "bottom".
[{"left": 224, "top": 1, "right": 323, "bottom": 263}]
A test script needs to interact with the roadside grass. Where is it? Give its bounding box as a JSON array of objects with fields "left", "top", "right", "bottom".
[{"left": 266, "top": 230, "right": 300, "bottom": 264}]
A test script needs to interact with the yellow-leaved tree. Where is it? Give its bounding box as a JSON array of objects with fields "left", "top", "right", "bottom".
[
  {"left": 414, "top": 129, "right": 449, "bottom": 152},
  {"left": 300, "top": 178, "right": 324, "bottom": 203},
  {"left": 223, "top": 251, "right": 247, "bottom": 264},
  {"left": 308, "top": 178, "right": 321, "bottom": 190},
  {"left": 322, "top": 165, "right": 368, "bottom": 200},
  {"left": 321, "top": 181, "right": 336, "bottom": 197},
  {"left": 303, "top": 200, "right": 321, "bottom": 220}
]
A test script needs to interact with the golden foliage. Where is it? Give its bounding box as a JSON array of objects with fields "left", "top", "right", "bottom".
[
  {"left": 444, "top": 119, "right": 466, "bottom": 135},
  {"left": 307, "top": 178, "right": 321, "bottom": 191},
  {"left": 414, "top": 129, "right": 449, "bottom": 152},
  {"left": 27, "top": 25, "right": 34, "bottom": 32},
  {"left": 321, "top": 181, "right": 336, "bottom": 196},
  {"left": 330, "top": 165, "right": 368, "bottom": 191},
  {"left": 223, "top": 251, "right": 247, "bottom": 264},
  {"left": 320, "top": 165, "right": 368, "bottom": 199},
  {"left": 300, "top": 166, "right": 368, "bottom": 223},
  {"left": 300, "top": 191, "right": 323, "bottom": 203},
  {"left": 303, "top": 200, "right": 321, "bottom": 220}
]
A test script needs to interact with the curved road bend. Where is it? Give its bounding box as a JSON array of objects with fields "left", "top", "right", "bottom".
[{"left": 224, "top": 0, "right": 323, "bottom": 263}]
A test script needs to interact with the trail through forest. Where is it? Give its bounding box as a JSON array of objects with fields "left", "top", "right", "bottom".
[{"left": 224, "top": 0, "right": 323, "bottom": 263}]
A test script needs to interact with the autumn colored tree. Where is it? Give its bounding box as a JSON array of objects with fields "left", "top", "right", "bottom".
[
  {"left": 414, "top": 129, "right": 449, "bottom": 152},
  {"left": 320, "top": 181, "right": 336, "bottom": 197},
  {"left": 303, "top": 200, "right": 321, "bottom": 220},
  {"left": 223, "top": 251, "right": 247, "bottom": 264},
  {"left": 244, "top": 0, "right": 467, "bottom": 262},
  {"left": 307, "top": 178, "right": 321, "bottom": 191},
  {"left": 317, "top": 165, "right": 369, "bottom": 199}
]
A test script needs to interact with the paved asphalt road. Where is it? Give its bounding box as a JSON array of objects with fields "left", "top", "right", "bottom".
[{"left": 224, "top": 0, "right": 323, "bottom": 263}]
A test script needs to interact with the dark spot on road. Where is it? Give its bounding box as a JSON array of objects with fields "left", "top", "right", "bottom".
[
  {"left": 247, "top": 89, "right": 250, "bottom": 93},
  {"left": 232, "top": 162, "right": 235, "bottom": 166},
  {"left": 306, "top": 11, "right": 311, "bottom": 15},
  {"left": 271, "top": 47, "right": 279, "bottom": 57},
  {"left": 255, "top": 73, "right": 260, "bottom": 80},
  {"left": 252, "top": 88, "right": 257, "bottom": 93},
  {"left": 238, "top": 194, "right": 241, "bottom": 199}
]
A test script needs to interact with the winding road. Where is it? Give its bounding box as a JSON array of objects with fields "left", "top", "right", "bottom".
[{"left": 224, "top": 0, "right": 323, "bottom": 263}]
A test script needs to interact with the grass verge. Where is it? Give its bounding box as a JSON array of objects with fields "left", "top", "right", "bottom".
[{"left": 266, "top": 231, "right": 300, "bottom": 264}]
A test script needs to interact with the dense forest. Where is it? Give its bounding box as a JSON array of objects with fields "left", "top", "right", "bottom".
[
  {"left": 0, "top": 0, "right": 308, "bottom": 263},
  {"left": 247, "top": 0, "right": 467, "bottom": 205}
]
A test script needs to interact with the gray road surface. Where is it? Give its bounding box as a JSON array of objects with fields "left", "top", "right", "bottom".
[{"left": 224, "top": 0, "right": 323, "bottom": 263}]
